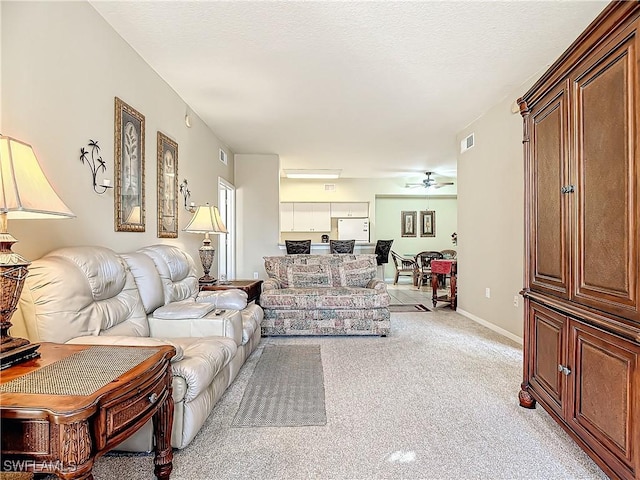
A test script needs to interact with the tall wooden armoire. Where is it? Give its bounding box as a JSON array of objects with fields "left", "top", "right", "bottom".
[{"left": 518, "top": 2, "right": 640, "bottom": 479}]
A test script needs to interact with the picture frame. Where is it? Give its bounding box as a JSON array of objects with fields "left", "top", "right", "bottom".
[
  {"left": 114, "top": 97, "right": 145, "bottom": 232},
  {"left": 157, "top": 132, "right": 178, "bottom": 238},
  {"left": 420, "top": 210, "right": 436, "bottom": 237},
  {"left": 401, "top": 211, "right": 417, "bottom": 237}
]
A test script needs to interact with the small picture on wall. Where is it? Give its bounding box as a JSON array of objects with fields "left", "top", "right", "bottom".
[
  {"left": 420, "top": 210, "right": 436, "bottom": 237},
  {"left": 157, "top": 132, "right": 178, "bottom": 238},
  {"left": 401, "top": 211, "right": 417, "bottom": 237},
  {"left": 114, "top": 97, "right": 145, "bottom": 232}
]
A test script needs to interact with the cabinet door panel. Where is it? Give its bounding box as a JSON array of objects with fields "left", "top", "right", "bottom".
[
  {"left": 280, "top": 203, "right": 294, "bottom": 232},
  {"left": 568, "top": 320, "right": 639, "bottom": 476},
  {"left": 573, "top": 28, "right": 639, "bottom": 322},
  {"left": 528, "top": 84, "right": 570, "bottom": 298},
  {"left": 528, "top": 302, "right": 566, "bottom": 417}
]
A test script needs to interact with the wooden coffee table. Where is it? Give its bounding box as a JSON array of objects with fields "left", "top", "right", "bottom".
[
  {"left": 0, "top": 343, "right": 175, "bottom": 479},
  {"left": 200, "top": 279, "right": 263, "bottom": 304}
]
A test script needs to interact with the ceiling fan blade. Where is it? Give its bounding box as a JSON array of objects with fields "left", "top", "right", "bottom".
[
  {"left": 405, "top": 183, "right": 424, "bottom": 188},
  {"left": 432, "top": 182, "right": 455, "bottom": 189}
]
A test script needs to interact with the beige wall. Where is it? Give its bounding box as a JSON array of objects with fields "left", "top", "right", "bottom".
[
  {"left": 235, "top": 154, "right": 281, "bottom": 279},
  {"left": 1, "top": 2, "right": 233, "bottom": 276},
  {"left": 455, "top": 83, "right": 535, "bottom": 342}
]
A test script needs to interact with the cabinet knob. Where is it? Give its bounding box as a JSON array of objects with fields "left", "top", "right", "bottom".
[
  {"left": 561, "top": 185, "right": 575, "bottom": 194},
  {"left": 148, "top": 393, "right": 158, "bottom": 403},
  {"left": 558, "top": 364, "right": 571, "bottom": 376}
]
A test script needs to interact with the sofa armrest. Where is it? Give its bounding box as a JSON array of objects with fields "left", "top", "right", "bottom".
[
  {"left": 196, "top": 289, "right": 248, "bottom": 310},
  {"left": 366, "top": 279, "right": 388, "bottom": 292},
  {"left": 262, "top": 278, "right": 282, "bottom": 291}
]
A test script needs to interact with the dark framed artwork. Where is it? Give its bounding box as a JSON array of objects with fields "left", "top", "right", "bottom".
[
  {"left": 114, "top": 97, "right": 145, "bottom": 232},
  {"left": 420, "top": 210, "right": 436, "bottom": 237},
  {"left": 157, "top": 132, "right": 178, "bottom": 238},
  {"left": 401, "top": 211, "right": 417, "bottom": 237}
]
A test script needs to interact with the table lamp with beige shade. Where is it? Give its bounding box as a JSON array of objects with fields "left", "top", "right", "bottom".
[
  {"left": 0, "top": 135, "right": 75, "bottom": 369},
  {"left": 183, "top": 203, "right": 227, "bottom": 285}
]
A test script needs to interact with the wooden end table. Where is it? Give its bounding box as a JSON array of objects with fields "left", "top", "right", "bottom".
[
  {"left": 0, "top": 343, "right": 175, "bottom": 480},
  {"left": 200, "top": 279, "right": 263, "bottom": 304}
]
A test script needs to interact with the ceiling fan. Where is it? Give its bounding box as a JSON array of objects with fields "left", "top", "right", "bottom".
[{"left": 405, "top": 171, "right": 454, "bottom": 189}]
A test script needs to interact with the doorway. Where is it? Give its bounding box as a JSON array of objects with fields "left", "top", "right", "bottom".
[{"left": 218, "top": 178, "right": 235, "bottom": 281}]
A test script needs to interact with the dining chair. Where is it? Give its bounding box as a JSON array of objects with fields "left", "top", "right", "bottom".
[
  {"left": 415, "top": 250, "right": 444, "bottom": 289},
  {"left": 390, "top": 250, "right": 418, "bottom": 285},
  {"left": 329, "top": 239, "right": 355, "bottom": 254},
  {"left": 285, "top": 239, "right": 311, "bottom": 254}
]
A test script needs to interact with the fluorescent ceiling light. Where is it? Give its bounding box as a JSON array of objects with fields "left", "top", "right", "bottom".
[{"left": 284, "top": 169, "right": 341, "bottom": 179}]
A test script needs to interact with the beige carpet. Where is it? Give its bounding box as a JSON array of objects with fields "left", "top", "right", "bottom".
[{"left": 90, "top": 310, "right": 607, "bottom": 480}]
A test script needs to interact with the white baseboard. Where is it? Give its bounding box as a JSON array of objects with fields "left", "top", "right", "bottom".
[{"left": 456, "top": 308, "right": 523, "bottom": 345}]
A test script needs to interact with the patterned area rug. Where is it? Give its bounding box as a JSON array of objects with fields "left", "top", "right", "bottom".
[
  {"left": 389, "top": 304, "right": 430, "bottom": 313},
  {"left": 232, "top": 345, "right": 326, "bottom": 427}
]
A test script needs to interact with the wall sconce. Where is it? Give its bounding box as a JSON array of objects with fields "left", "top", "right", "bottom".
[
  {"left": 179, "top": 179, "right": 196, "bottom": 213},
  {"left": 79, "top": 140, "right": 113, "bottom": 194}
]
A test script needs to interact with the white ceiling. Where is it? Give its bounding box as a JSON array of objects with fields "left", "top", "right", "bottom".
[{"left": 91, "top": 1, "right": 608, "bottom": 180}]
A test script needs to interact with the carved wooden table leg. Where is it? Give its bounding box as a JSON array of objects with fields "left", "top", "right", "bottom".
[
  {"left": 518, "top": 382, "right": 536, "bottom": 409},
  {"left": 152, "top": 385, "right": 174, "bottom": 480},
  {"left": 450, "top": 270, "right": 457, "bottom": 310},
  {"left": 58, "top": 421, "right": 94, "bottom": 480}
]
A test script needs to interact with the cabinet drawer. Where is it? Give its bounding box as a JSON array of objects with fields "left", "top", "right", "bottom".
[{"left": 103, "top": 368, "right": 168, "bottom": 443}]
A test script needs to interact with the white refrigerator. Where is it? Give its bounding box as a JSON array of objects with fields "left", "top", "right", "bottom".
[{"left": 337, "top": 218, "right": 369, "bottom": 242}]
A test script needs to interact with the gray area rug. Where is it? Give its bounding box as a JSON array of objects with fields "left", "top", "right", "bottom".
[
  {"left": 389, "top": 303, "right": 430, "bottom": 312},
  {"left": 231, "top": 345, "right": 326, "bottom": 427}
]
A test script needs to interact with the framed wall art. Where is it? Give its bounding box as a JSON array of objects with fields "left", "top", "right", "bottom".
[
  {"left": 114, "top": 97, "right": 145, "bottom": 232},
  {"left": 420, "top": 210, "right": 436, "bottom": 237},
  {"left": 401, "top": 211, "right": 417, "bottom": 237},
  {"left": 157, "top": 132, "right": 178, "bottom": 238}
]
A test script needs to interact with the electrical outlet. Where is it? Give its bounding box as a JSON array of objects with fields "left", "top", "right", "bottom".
[
  {"left": 513, "top": 295, "right": 519, "bottom": 307},
  {"left": 485, "top": 287, "right": 491, "bottom": 299},
  {"left": 253, "top": 272, "right": 259, "bottom": 279}
]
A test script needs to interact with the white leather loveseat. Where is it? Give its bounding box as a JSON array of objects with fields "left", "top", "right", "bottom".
[{"left": 12, "top": 244, "right": 263, "bottom": 452}]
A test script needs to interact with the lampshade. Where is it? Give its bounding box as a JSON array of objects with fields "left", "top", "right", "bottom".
[
  {"left": 0, "top": 135, "right": 74, "bottom": 370},
  {"left": 183, "top": 204, "right": 227, "bottom": 234},
  {"left": 0, "top": 136, "right": 75, "bottom": 219}
]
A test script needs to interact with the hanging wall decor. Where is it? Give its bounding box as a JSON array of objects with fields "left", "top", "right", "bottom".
[
  {"left": 157, "top": 132, "right": 178, "bottom": 238},
  {"left": 401, "top": 211, "right": 417, "bottom": 237},
  {"left": 114, "top": 97, "right": 145, "bottom": 232},
  {"left": 420, "top": 210, "right": 436, "bottom": 237}
]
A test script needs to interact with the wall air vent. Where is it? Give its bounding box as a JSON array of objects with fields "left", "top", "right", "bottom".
[
  {"left": 460, "top": 133, "right": 475, "bottom": 153},
  {"left": 324, "top": 184, "right": 336, "bottom": 192},
  {"left": 219, "top": 149, "right": 228, "bottom": 165}
]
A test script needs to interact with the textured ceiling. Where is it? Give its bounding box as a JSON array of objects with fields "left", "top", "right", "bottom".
[{"left": 91, "top": 1, "right": 608, "bottom": 180}]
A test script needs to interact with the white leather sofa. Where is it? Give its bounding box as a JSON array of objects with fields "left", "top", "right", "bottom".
[{"left": 12, "top": 244, "right": 263, "bottom": 452}]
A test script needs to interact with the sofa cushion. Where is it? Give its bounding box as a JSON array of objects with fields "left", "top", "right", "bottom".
[
  {"left": 66, "top": 335, "right": 185, "bottom": 362},
  {"left": 286, "top": 264, "right": 333, "bottom": 287},
  {"left": 121, "top": 252, "right": 165, "bottom": 314},
  {"left": 260, "top": 287, "right": 390, "bottom": 310},
  {"left": 137, "top": 245, "right": 199, "bottom": 303},
  {"left": 16, "top": 247, "right": 149, "bottom": 343},
  {"left": 338, "top": 257, "right": 377, "bottom": 286}
]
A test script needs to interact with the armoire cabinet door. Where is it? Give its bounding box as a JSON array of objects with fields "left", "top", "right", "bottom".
[
  {"left": 527, "top": 82, "right": 571, "bottom": 298},
  {"left": 572, "top": 21, "right": 639, "bottom": 322},
  {"left": 568, "top": 319, "right": 639, "bottom": 479},
  {"left": 527, "top": 302, "right": 566, "bottom": 418}
]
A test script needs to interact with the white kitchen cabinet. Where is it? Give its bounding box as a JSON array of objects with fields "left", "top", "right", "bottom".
[
  {"left": 330, "top": 202, "right": 369, "bottom": 218},
  {"left": 293, "top": 203, "right": 331, "bottom": 232},
  {"left": 280, "top": 202, "right": 294, "bottom": 231}
]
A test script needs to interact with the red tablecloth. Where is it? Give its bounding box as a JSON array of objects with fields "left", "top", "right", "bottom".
[{"left": 431, "top": 259, "right": 456, "bottom": 275}]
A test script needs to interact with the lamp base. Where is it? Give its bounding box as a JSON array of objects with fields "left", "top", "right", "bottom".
[
  {"left": 198, "top": 274, "right": 218, "bottom": 286},
  {"left": 0, "top": 341, "right": 40, "bottom": 370}
]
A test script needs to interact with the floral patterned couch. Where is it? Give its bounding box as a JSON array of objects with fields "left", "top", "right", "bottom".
[{"left": 260, "top": 254, "right": 390, "bottom": 336}]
